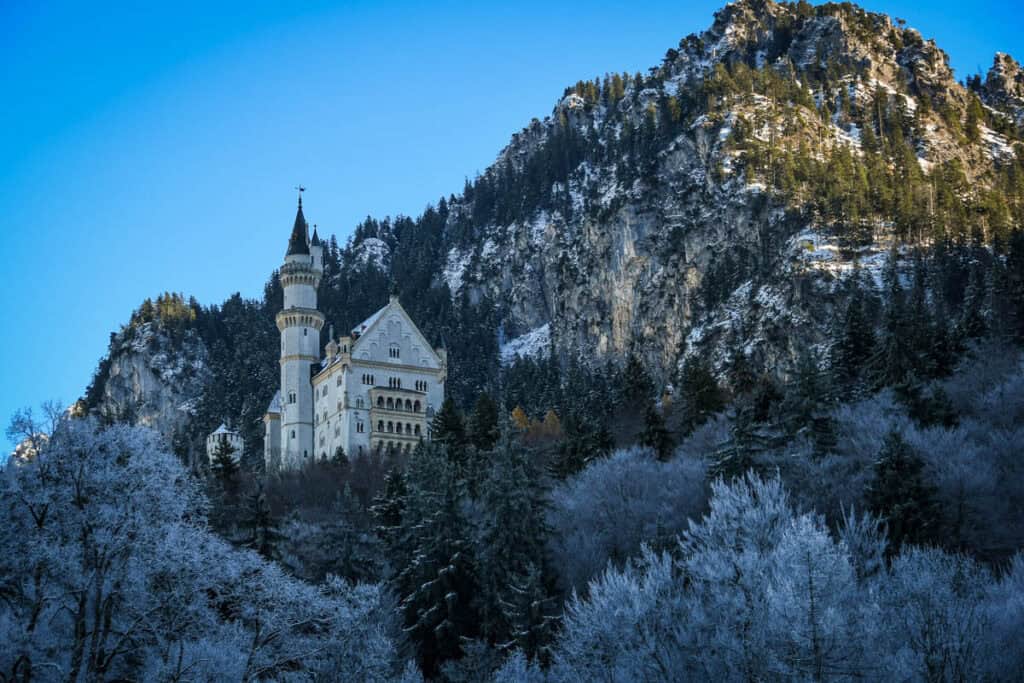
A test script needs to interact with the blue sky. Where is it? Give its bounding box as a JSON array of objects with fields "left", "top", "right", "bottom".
[{"left": 1, "top": 0, "right": 1020, "bottom": 443}]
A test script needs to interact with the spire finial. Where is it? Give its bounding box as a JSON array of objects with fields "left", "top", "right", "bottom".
[{"left": 295, "top": 185, "right": 305, "bottom": 209}]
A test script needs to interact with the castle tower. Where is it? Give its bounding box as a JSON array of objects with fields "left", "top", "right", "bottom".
[{"left": 276, "top": 193, "right": 325, "bottom": 469}]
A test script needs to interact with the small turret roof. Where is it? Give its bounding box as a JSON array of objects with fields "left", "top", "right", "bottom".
[
  {"left": 212, "top": 423, "right": 233, "bottom": 435},
  {"left": 266, "top": 390, "right": 282, "bottom": 414},
  {"left": 311, "top": 224, "right": 321, "bottom": 247},
  {"left": 287, "top": 196, "right": 310, "bottom": 256}
]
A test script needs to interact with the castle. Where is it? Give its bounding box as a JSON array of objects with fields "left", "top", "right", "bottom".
[{"left": 262, "top": 195, "right": 446, "bottom": 471}]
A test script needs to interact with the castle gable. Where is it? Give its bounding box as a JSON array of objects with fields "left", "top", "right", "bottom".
[{"left": 351, "top": 299, "right": 441, "bottom": 370}]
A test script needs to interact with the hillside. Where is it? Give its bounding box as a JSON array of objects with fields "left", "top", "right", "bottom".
[{"left": 80, "top": 0, "right": 1024, "bottom": 464}]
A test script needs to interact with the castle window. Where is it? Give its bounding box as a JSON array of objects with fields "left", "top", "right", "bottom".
[
  {"left": 405, "top": 399, "right": 412, "bottom": 411},
  {"left": 387, "top": 397, "right": 394, "bottom": 410},
  {"left": 336, "top": 376, "right": 342, "bottom": 386},
  {"left": 304, "top": 328, "right": 308, "bottom": 336},
  {"left": 335, "top": 425, "right": 340, "bottom": 436},
  {"left": 377, "top": 396, "right": 384, "bottom": 407},
  {"left": 337, "top": 401, "right": 343, "bottom": 412},
  {"left": 291, "top": 430, "right": 296, "bottom": 438},
  {"left": 387, "top": 421, "right": 393, "bottom": 433},
  {"left": 357, "top": 422, "right": 364, "bottom": 433},
  {"left": 377, "top": 420, "right": 384, "bottom": 432},
  {"left": 356, "top": 397, "right": 364, "bottom": 408},
  {"left": 414, "top": 424, "right": 421, "bottom": 436},
  {"left": 405, "top": 423, "right": 412, "bottom": 435},
  {"left": 414, "top": 400, "right": 421, "bottom": 413},
  {"left": 389, "top": 344, "right": 400, "bottom": 358}
]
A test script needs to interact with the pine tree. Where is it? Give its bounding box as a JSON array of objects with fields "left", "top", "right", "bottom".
[
  {"left": 621, "top": 353, "right": 655, "bottom": 409},
  {"left": 240, "top": 482, "right": 281, "bottom": 560},
  {"left": 475, "top": 435, "right": 552, "bottom": 650},
  {"left": 833, "top": 277, "right": 876, "bottom": 393},
  {"left": 210, "top": 438, "right": 240, "bottom": 493},
  {"left": 679, "top": 357, "right": 725, "bottom": 432},
  {"left": 468, "top": 393, "right": 500, "bottom": 451},
  {"left": 431, "top": 397, "right": 467, "bottom": 450},
  {"left": 865, "top": 430, "right": 941, "bottom": 554},
  {"left": 503, "top": 562, "right": 558, "bottom": 666},
  {"left": 395, "top": 443, "right": 478, "bottom": 676},
  {"left": 640, "top": 405, "right": 674, "bottom": 461}
]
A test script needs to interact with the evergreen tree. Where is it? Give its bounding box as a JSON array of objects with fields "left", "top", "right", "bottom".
[
  {"left": 395, "top": 443, "right": 478, "bottom": 676},
  {"left": 640, "top": 405, "right": 674, "bottom": 461},
  {"left": 210, "top": 438, "right": 240, "bottom": 493},
  {"left": 240, "top": 482, "right": 281, "bottom": 560},
  {"left": 621, "top": 353, "right": 655, "bottom": 409},
  {"left": 475, "top": 435, "right": 552, "bottom": 650},
  {"left": 865, "top": 431, "right": 941, "bottom": 554},
  {"left": 431, "top": 397, "right": 468, "bottom": 452},
  {"left": 468, "top": 393, "right": 500, "bottom": 451},
  {"left": 553, "top": 410, "right": 613, "bottom": 479},
  {"left": 833, "top": 277, "right": 876, "bottom": 393},
  {"left": 679, "top": 357, "right": 725, "bottom": 432},
  {"left": 504, "top": 562, "right": 558, "bottom": 666}
]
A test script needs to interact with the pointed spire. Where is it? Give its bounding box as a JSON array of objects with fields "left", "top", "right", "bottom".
[
  {"left": 286, "top": 192, "right": 309, "bottom": 256},
  {"left": 311, "top": 223, "right": 321, "bottom": 247}
]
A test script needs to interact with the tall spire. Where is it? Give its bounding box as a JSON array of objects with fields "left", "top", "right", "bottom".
[
  {"left": 286, "top": 191, "right": 310, "bottom": 256},
  {"left": 311, "top": 223, "right": 321, "bottom": 247}
]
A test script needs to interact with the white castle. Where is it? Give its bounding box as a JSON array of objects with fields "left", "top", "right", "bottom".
[{"left": 262, "top": 195, "right": 447, "bottom": 472}]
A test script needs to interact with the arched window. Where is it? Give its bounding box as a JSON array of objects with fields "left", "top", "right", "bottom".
[
  {"left": 414, "top": 400, "right": 421, "bottom": 413},
  {"left": 414, "top": 424, "right": 421, "bottom": 436},
  {"left": 291, "top": 430, "right": 296, "bottom": 438},
  {"left": 304, "top": 328, "right": 308, "bottom": 336},
  {"left": 357, "top": 397, "right": 364, "bottom": 408},
  {"left": 377, "top": 420, "right": 384, "bottom": 432},
  {"left": 389, "top": 344, "right": 400, "bottom": 358},
  {"left": 386, "top": 397, "right": 394, "bottom": 410},
  {"left": 405, "top": 423, "right": 412, "bottom": 435},
  {"left": 377, "top": 396, "right": 384, "bottom": 407},
  {"left": 387, "top": 421, "right": 393, "bottom": 433},
  {"left": 405, "top": 399, "right": 412, "bottom": 411}
]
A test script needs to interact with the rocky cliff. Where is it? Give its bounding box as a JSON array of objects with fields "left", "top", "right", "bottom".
[{"left": 84, "top": 0, "right": 1024, "bottom": 444}]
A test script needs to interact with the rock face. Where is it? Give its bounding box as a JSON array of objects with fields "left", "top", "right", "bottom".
[
  {"left": 433, "top": 0, "right": 1021, "bottom": 380},
  {"left": 985, "top": 53, "right": 1024, "bottom": 127},
  {"left": 83, "top": 0, "right": 1024, "bottom": 427},
  {"left": 96, "top": 322, "right": 211, "bottom": 444}
]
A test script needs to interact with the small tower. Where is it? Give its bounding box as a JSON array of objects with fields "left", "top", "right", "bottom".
[
  {"left": 206, "top": 423, "right": 243, "bottom": 464},
  {"left": 276, "top": 193, "right": 325, "bottom": 469}
]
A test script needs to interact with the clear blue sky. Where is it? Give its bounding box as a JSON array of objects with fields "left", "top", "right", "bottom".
[{"left": 1, "top": 0, "right": 1020, "bottom": 443}]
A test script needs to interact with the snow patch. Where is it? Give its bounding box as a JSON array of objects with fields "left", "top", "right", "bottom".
[
  {"left": 442, "top": 248, "right": 471, "bottom": 294},
  {"left": 500, "top": 324, "right": 551, "bottom": 364},
  {"left": 353, "top": 238, "right": 390, "bottom": 269}
]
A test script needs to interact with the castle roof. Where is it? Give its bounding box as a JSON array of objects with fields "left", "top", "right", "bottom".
[
  {"left": 211, "top": 423, "right": 235, "bottom": 436},
  {"left": 286, "top": 197, "right": 310, "bottom": 256},
  {"left": 266, "top": 390, "right": 281, "bottom": 414},
  {"left": 310, "top": 224, "right": 321, "bottom": 247}
]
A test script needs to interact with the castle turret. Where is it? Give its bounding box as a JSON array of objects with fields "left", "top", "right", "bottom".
[{"left": 276, "top": 193, "right": 324, "bottom": 469}]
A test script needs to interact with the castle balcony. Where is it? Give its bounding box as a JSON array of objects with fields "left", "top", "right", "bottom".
[{"left": 368, "top": 387, "right": 427, "bottom": 415}]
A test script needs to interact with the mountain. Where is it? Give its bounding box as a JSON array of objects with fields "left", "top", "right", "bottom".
[{"left": 81, "top": 0, "right": 1024, "bottom": 464}]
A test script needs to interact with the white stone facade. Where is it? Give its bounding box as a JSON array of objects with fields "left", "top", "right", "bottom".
[
  {"left": 264, "top": 199, "right": 445, "bottom": 472},
  {"left": 206, "top": 423, "right": 243, "bottom": 463}
]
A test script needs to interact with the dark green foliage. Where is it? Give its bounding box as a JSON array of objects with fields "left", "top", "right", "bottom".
[
  {"left": 468, "top": 393, "right": 500, "bottom": 452},
  {"left": 210, "top": 438, "right": 239, "bottom": 492},
  {"left": 553, "top": 411, "right": 613, "bottom": 479},
  {"left": 475, "top": 436, "right": 553, "bottom": 650},
  {"left": 709, "top": 403, "right": 772, "bottom": 481},
  {"left": 431, "top": 398, "right": 467, "bottom": 450},
  {"left": 640, "top": 405, "right": 674, "bottom": 461},
  {"left": 393, "top": 443, "right": 478, "bottom": 677},
  {"left": 240, "top": 482, "right": 281, "bottom": 560},
  {"left": 865, "top": 430, "right": 941, "bottom": 553},
  {"left": 678, "top": 357, "right": 726, "bottom": 432},
  {"left": 833, "top": 275, "right": 876, "bottom": 393},
  {"left": 620, "top": 353, "right": 655, "bottom": 410}
]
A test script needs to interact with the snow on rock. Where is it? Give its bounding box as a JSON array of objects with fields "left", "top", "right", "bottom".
[
  {"left": 353, "top": 237, "right": 390, "bottom": 269},
  {"left": 500, "top": 323, "right": 551, "bottom": 364},
  {"left": 442, "top": 248, "right": 471, "bottom": 294}
]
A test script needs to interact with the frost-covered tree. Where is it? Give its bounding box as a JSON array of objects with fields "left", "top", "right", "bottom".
[{"left": 0, "top": 418, "right": 405, "bottom": 681}]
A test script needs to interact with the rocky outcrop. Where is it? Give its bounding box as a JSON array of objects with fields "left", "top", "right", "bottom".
[{"left": 95, "top": 322, "right": 212, "bottom": 443}]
